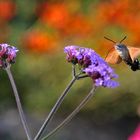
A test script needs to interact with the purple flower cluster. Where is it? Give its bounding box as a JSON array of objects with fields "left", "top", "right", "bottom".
[
  {"left": 0, "top": 43, "right": 18, "bottom": 68},
  {"left": 64, "top": 45, "right": 119, "bottom": 88}
]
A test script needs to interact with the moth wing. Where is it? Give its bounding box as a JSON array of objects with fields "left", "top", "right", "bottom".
[
  {"left": 127, "top": 46, "right": 140, "bottom": 61},
  {"left": 105, "top": 49, "right": 122, "bottom": 64}
]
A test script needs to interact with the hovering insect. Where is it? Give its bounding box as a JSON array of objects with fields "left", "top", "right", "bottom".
[{"left": 104, "top": 36, "right": 140, "bottom": 71}]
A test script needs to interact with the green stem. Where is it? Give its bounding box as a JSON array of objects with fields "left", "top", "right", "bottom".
[
  {"left": 41, "top": 86, "right": 97, "bottom": 140},
  {"left": 72, "top": 65, "right": 76, "bottom": 77},
  {"left": 34, "top": 77, "right": 77, "bottom": 140},
  {"left": 5, "top": 67, "right": 32, "bottom": 140}
]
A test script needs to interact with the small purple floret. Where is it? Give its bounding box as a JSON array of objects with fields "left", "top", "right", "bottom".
[
  {"left": 64, "top": 45, "right": 119, "bottom": 88},
  {"left": 0, "top": 43, "right": 18, "bottom": 68}
]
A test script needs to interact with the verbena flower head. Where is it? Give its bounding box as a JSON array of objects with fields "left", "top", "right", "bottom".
[
  {"left": 64, "top": 46, "right": 94, "bottom": 67},
  {"left": 0, "top": 43, "right": 18, "bottom": 68},
  {"left": 64, "top": 45, "right": 119, "bottom": 88}
]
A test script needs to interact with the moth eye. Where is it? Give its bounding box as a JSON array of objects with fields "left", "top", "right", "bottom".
[
  {"left": 115, "top": 45, "right": 121, "bottom": 50},
  {"left": 117, "top": 45, "right": 122, "bottom": 48}
]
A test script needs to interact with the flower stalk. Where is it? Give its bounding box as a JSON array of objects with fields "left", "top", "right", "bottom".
[
  {"left": 34, "top": 73, "right": 79, "bottom": 140},
  {"left": 5, "top": 67, "right": 32, "bottom": 140},
  {"left": 41, "top": 86, "right": 97, "bottom": 140}
]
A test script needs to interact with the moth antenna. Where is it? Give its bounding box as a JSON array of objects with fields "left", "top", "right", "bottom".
[
  {"left": 120, "top": 36, "right": 127, "bottom": 43},
  {"left": 104, "top": 36, "right": 116, "bottom": 44}
]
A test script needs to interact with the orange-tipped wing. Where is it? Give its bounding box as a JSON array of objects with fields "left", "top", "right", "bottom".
[
  {"left": 105, "top": 48, "right": 122, "bottom": 64},
  {"left": 128, "top": 47, "right": 140, "bottom": 61}
]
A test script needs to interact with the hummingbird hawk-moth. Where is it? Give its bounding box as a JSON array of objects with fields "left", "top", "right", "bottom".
[{"left": 104, "top": 36, "right": 140, "bottom": 71}]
